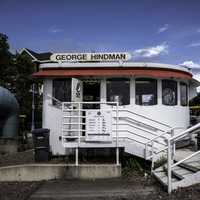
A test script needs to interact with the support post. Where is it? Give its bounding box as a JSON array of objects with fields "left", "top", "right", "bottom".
[
  {"left": 78, "top": 102, "right": 81, "bottom": 146},
  {"left": 167, "top": 139, "right": 172, "bottom": 194},
  {"left": 116, "top": 147, "right": 119, "bottom": 165},
  {"left": 145, "top": 143, "right": 148, "bottom": 160},
  {"left": 116, "top": 102, "right": 119, "bottom": 165},
  {"left": 171, "top": 129, "right": 175, "bottom": 161},
  {"left": 151, "top": 141, "right": 154, "bottom": 174},
  {"left": 75, "top": 148, "right": 78, "bottom": 166}
]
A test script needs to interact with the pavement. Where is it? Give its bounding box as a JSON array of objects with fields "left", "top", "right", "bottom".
[{"left": 29, "top": 178, "right": 156, "bottom": 200}]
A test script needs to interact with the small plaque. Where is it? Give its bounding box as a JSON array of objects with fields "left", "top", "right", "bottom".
[{"left": 86, "top": 110, "right": 112, "bottom": 142}]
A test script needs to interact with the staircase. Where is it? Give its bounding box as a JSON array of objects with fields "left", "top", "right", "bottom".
[
  {"left": 154, "top": 152, "right": 200, "bottom": 191},
  {"left": 152, "top": 123, "right": 200, "bottom": 193},
  {"left": 57, "top": 100, "right": 200, "bottom": 193},
  {"left": 116, "top": 109, "right": 172, "bottom": 160}
]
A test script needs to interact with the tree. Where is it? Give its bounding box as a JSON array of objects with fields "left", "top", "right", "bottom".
[
  {"left": 0, "top": 33, "right": 17, "bottom": 93},
  {"left": 0, "top": 33, "right": 42, "bottom": 130}
]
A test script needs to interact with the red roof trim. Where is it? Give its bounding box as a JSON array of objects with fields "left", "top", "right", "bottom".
[{"left": 33, "top": 67, "right": 192, "bottom": 79}]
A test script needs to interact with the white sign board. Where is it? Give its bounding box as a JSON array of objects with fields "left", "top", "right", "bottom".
[
  {"left": 86, "top": 110, "right": 112, "bottom": 142},
  {"left": 50, "top": 52, "right": 131, "bottom": 62}
]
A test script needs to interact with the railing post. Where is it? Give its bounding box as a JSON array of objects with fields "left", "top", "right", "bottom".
[
  {"left": 145, "top": 143, "right": 148, "bottom": 160},
  {"left": 171, "top": 129, "right": 175, "bottom": 161},
  {"left": 78, "top": 102, "right": 81, "bottom": 146},
  {"left": 116, "top": 102, "right": 119, "bottom": 165},
  {"left": 167, "top": 139, "right": 172, "bottom": 194},
  {"left": 75, "top": 147, "right": 78, "bottom": 166},
  {"left": 151, "top": 141, "right": 154, "bottom": 174}
]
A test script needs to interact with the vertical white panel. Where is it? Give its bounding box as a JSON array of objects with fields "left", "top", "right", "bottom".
[
  {"left": 130, "top": 77, "right": 135, "bottom": 105},
  {"left": 43, "top": 79, "right": 52, "bottom": 128},
  {"left": 157, "top": 79, "right": 162, "bottom": 105}
]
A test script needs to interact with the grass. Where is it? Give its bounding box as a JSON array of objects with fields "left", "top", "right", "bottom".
[{"left": 122, "top": 156, "right": 151, "bottom": 177}]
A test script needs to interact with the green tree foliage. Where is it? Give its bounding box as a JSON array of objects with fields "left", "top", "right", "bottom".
[
  {"left": 15, "top": 54, "right": 35, "bottom": 124},
  {"left": 189, "top": 93, "right": 200, "bottom": 106},
  {"left": 0, "top": 33, "right": 42, "bottom": 130},
  {"left": 0, "top": 33, "right": 17, "bottom": 93}
]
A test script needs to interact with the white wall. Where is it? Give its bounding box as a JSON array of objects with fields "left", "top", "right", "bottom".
[
  {"left": 43, "top": 79, "right": 65, "bottom": 155},
  {"left": 102, "top": 77, "right": 190, "bottom": 129},
  {"left": 42, "top": 77, "right": 191, "bottom": 155}
]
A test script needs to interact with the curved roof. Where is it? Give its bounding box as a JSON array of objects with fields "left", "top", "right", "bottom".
[
  {"left": 39, "top": 62, "right": 191, "bottom": 73},
  {"left": 33, "top": 62, "right": 193, "bottom": 80}
]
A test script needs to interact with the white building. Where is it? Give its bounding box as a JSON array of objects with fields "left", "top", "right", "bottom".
[{"left": 33, "top": 53, "right": 199, "bottom": 162}]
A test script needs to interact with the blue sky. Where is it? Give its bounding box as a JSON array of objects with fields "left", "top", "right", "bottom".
[{"left": 1, "top": 0, "right": 200, "bottom": 68}]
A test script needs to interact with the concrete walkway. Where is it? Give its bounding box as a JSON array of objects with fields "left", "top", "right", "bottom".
[{"left": 29, "top": 178, "right": 156, "bottom": 200}]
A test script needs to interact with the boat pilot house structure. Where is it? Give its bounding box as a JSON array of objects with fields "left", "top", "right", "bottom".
[{"left": 33, "top": 52, "right": 200, "bottom": 192}]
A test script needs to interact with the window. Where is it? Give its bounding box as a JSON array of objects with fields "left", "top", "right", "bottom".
[
  {"left": 52, "top": 79, "right": 71, "bottom": 105},
  {"left": 162, "top": 80, "right": 177, "bottom": 106},
  {"left": 180, "top": 82, "right": 188, "bottom": 106},
  {"left": 135, "top": 78, "right": 157, "bottom": 105},
  {"left": 106, "top": 78, "right": 130, "bottom": 105}
]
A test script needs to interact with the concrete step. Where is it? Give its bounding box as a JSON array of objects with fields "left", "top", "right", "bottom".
[
  {"left": 153, "top": 161, "right": 200, "bottom": 191},
  {"left": 178, "top": 162, "right": 199, "bottom": 172},
  {"left": 153, "top": 166, "right": 178, "bottom": 188},
  {"left": 171, "top": 165, "right": 194, "bottom": 180}
]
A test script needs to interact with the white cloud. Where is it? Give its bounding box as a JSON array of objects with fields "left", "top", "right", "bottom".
[
  {"left": 133, "top": 43, "right": 169, "bottom": 58},
  {"left": 49, "top": 27, "right": 63, "bottom": 33},
  {"left": 188, "top": 42, "right": 200, "bottom": 47},
  {"left": 158, "top": 24, "right": 169, "bottom": 33},
  {"left": 180, "top": 61, "right": 200, "bottom": 69}
]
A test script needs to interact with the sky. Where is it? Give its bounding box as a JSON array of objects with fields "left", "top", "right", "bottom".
[{"left": 1, "top": 0, "right": 200, "bottom": 69}]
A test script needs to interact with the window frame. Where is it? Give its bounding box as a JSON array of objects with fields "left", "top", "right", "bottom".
[
  {"left": 162, "top": 79, "right": 177, "bottom": 106},
  {"left": 52, "top": 78, "right": 71, "bottom": 105},
  {"left": 180, "top": 82, "right": 188, "bottom": 106},
  {"left": 106, "top": 77, "right": 130, "bottom": 106},
  {"left": 135, "top": 77, "right": 158, "bottom": 106}
]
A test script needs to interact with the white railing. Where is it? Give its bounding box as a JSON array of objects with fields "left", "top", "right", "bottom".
[
  {"left": 47, "top": 96, "right": 177, "bottom": 170},
  {"left": 167, "top": 122, "right": 200, "bottom": 193},
  {"left": 61, "top": 101, "right": 120, "bottom": 165},
  {"left": 118, "top": 109, "right": 171, "bottom": 129}
]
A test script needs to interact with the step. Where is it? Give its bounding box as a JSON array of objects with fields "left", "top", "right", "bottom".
[
  {"left": 178, "top": 162, "right": 199, "bottom": 173},
  {"left": 153, "top": 162, "right": 200, "bottom": 191},
  {"left": 153, "top": 166, "right": 178, "bottom": 188},
  {"left": 171, "top": 165, "right": 194, "bottom": 180}
]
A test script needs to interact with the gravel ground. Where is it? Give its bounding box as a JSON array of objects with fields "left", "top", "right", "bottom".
[
  {"left": 0, "top": 182, "right": 42, "bottom": 200},
  {"left": 0, "top": 150, "right": 35, "bottom": 167}
]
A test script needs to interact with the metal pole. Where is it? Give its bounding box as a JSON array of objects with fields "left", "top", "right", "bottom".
[
  {"left": 78, "top": 102, "right": 81, "bottom": 146},
  {"left": 151, "top": 141, "right": 154, "bottom": 174},
  {"left": 171, "top": 129, "right": 175, "bottom": 161},
  {"left": 167, "top": 139, "right": 172, "bottom": 194},
  {"left": 75, "top": 147, "right": 78, "bottom": 166},
  {"left": 145, "top": 143, "right": 148, "bottom": 160},
  {"left": 116, "top": 102, "right": 119, "bottom": 165},
  {"left": 31, "top": 83, "right": 35, "bottom": 131}
]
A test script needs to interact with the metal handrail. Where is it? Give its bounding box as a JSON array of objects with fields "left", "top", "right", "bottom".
[
  {"left": 167, "top": 122, "right": 200, "bottom": 194},
  {"left": 145, "top": 127, "right": 184, "bottom": 169},
  {"left": 172, "top": 150, "right": 200, "bottom": 168},
  {"left": 146, "top": 130, "right": 171, "bottom": 145},
  {"left": 147, "top": 146, "right": 168, "bottom": 159},
  {"left": 169, "top": 123, "right": 200, "bottom": 142},
  {"left": 117, "top": 109, "right": 172, "bottom": 129},
  {"left": 118, "top": 116, "right": 166, "bottom": 133},
  {"left": 115, "top": 122, "right": 159, "bottom": 137},
  {"left": 113, "top": 129, "right": 165, "bottom": 145},
  {"left": 47, "top": 95, "right": 62, "bottom": 105}
]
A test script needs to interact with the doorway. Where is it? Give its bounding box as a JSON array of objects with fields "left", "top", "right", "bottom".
[{"left": 83, "top": 80, "right": 100, "bottom": 109}]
